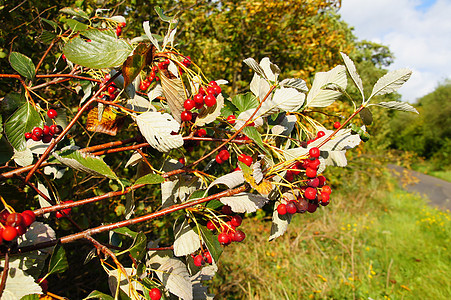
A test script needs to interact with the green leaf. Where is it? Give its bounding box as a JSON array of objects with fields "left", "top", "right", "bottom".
[
  {"left": 5, "top": 102, "right": 42, "bottom": 151},
  {"left": 113, "top": 227, "right": 138, "bottom": 239},
  {"left": 155, "top": 6, "right": 176, "bottom": 23},
  {"left": 64, "top": 19, "right": 89, "bottom": 32},
  {"left": 41, "top": 18, "right": 58, "bottom": 30},
  {"left": 128, "top": 232, "right": 147, "bottom": 261},
  {"left": 40, "top": 31, "right": 58, "bottom": 44},
  {"left": 205, "top": 199, "right": 223, "bottom": 210},
  {"left": 48, "top": 245, "right": 68, "bottom": 275},
  {"left": 188, "top": 189, "right": 207, "bottom": 201},
  {"left": 0, "top": 137, "right": 13, "bottom": 164},
  {"left": 242, "top": 126, "right": 270, "bottom": 156},
  {"left": 63, "top": 29, "right": 133, "bottom": 69},
  {"left": 9, "top": 52, "right": 36, "bottom": 80},
  {"left": 231, "top": 92, "right": 259, "bottom": 113},
  {"left": 122, "top": 43, "right": 154, "bottom": 87},
  {"left": 20, "top": 295, "right": 40, "bottom": 300},
  {"left": 197, "top": 225, "right": 222, "bottom": 263},
  {"left": 83, "top": 290, "right": 114, "bottom": 300},
  {"left": 1, "top": 92, "right": 26, "bottom": 114},
  {"left": 359, "top": 107, "right": 373, "bottom": 125},
  {"left": 53, "top": 147, "right": 120, "bottom": 181},
  {"left": 134, "top": 173, "right": 165, "bottom": 186},
  {"left": 60, "top": 7, "right": 89, "bottom": 19}
]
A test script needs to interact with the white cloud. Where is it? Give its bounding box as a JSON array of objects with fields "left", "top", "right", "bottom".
[{"left": 339, "top": 0, "right": 451, "bottom": 102}]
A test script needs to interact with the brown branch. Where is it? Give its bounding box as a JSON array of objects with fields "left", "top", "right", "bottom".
[
  {"left": 35, "top": 39, "right": 57, "bottom": 74},
  {"left": 0, "top": 252, "right": 9, "bottom": 298}
]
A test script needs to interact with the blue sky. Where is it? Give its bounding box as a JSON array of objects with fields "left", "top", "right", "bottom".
[{"left": 339, "top": 0, "right": 451, "bottom": 103}]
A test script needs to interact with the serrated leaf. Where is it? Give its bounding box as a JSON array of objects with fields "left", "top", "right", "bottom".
[
  {"left": 13, "top": 148, "right": 33, "bottom": 167},
  {"left": 220, "top": 192, "right": 267, "bottom": 213},
  {"left": 340, "top": 52, "right": 364, "bottom": 100},
  {"left": 269, "top": 207, "right": 292, "bottom": 241},
  {"left": 63, "top": 29, "right": 133, "bottom": 69},
  {"left": 271, "top": 87, "right": 305, "bottom": 112},
  {"left": 48, "top": 245, "right": 68, "bottom": 275},
  {"left": 40, "top": 31, "right": 57, "bottom": 44},
  {"left": 9, "top": 52, "right": 35, "bottom": 80},
  {"left": 280, "top": 78, "right": 308, "bottom": 93},
  {"left": 231, "top": 92, "right": 259, "bottom": 113},
  {"left": 64, "top": 19, "right": 88, "bottom": 32},
  {"left": 372, "top": 101, "right": 419, "bottom": 114},
  {"left": 134, "top": 173, "right": 165, "bottom": 186},
  {"left": 173, "top": 219, "right": 201, "bottom": 257},
  {"left": 60, "top": 7, "right": 89, "bottom": 19},
  {"left": 369, "top": 68, "right": 412, "bottom": 100},
  {"left": 242, "top": 126, "right": 270, "bottom": 156},
  {"left": 322, "top": 150, "right": 347, "bottom": 167},
  {"left": 243, "top": 57, "right": 266, "bottom": 78},
  {"left": 197, "top": 225, "right": 222, "bottom": 263},
  {"left": 129, "top": 232, "right": 147, "bottom": 261},
  {"left": 306, "top": 65, "right": 347, "bottom": 108},
  {"left": 41, "top": 18, "right": 58, "bottom": 30},
  {"left": 359, "top": 107, "right": 373, "bottom": 125},
  {"left": 122, "top": 43, "right": 155, "bottom": 88},
  {"left": 2, "top": 267, "right": 42, "bottom": 299},
  {"left": 194, "top": 93, "right": 224, "bottom": 127},
  {"left": 53, "top": 147, "right": 120, "bottom": 181},
  {"left": 156, "top": 258, "right": 192, "bottom": 300},
  {"left": 5, "top": 102, "right": 42, "bottom": 151},
  {"left": 136, "top": 111, "right": 183, "bottom": 152},
  {"left": 159, "top": 72, "right": 185, "bottom": 123},
  {"left": 84, "top": 290, "right": 115, "bottom": 300}
]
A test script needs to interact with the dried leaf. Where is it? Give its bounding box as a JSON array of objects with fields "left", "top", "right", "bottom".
[
  {"left": 86, "top": 106, "right": 125, "bottom": 136},
  {"left": 195, "top": 93, "right": 224, "bottom": 127},
  {"left": 160, "top": 72, "right": 186, "bottom": 123}
]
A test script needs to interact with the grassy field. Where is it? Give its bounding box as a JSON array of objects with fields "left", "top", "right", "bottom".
[{"left": 211, "top": 173, "right": 451, "bottom": 299}]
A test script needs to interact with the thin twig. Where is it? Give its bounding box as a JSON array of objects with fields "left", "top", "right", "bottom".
[{"left": 0, "top": 252, "right": 9, "bottom": 298}]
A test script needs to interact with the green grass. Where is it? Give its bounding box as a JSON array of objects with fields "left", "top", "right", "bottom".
[
  {"left": 211, "top": 176, "right": 451, "bottom": 299},
  {"left": 410, "top": 162, "right": 451, "bottom": 182}
]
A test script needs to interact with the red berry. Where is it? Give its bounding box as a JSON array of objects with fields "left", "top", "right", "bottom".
[
  {"left": 309, "top": 147, "right": 320, "bottom": 158},
  {"left": 206, "top": 220, "right": 217, "bottom": 231},
  {"left": 195, "top": 101, "right": 204, "bottom": 110},
  {"left": 62, "top": 54, "right": 66, "bottom": 60},
  {"left": 307, "top": 202, "right": 318, "bottom": 213},
  {"left": 203, "top": 251, "right": 213, "bottom": 264},
  {"left": 42, "top": 125, "right": 50, "bottom": 135},
  {"left": 204, "top": 95, "right": 216, "bottom": 107},
  {"left": 277, "top": 203, "right": 287, "bottom": 215},
  {"left": 221, "top": 205, "right": 233, "bottom": 215},
  {"left": 194, "top": 254, "right": 204, "bottom": 267},
  {"left": 238, "top": 154, "right": 253, "bottom": 167},
  {"left": 333, "top": 121, "right": 341, "bottom": 129},
  {"left": 317, "top": 175, "right": 326, "bottom": 187},
  {"left": 308, "top": 159, "right": 320, "bottom": 170},
  {"left": 206, "top": 87, "right": 216, "bottom": 96},
  {"left": 230, "top": 215, "right": 242, "bottom": 227},
  {"left": 21, "top": 211, "right": 35, "bottom": 226},
  {"left": 218, "top": 149, "right": 230, "bottom": 161},
  {"left": 285, "top": 170, "right": 294, "bottom": 182},
  {"left": 218, "top": 232, "right": 231, "bottom": 245},
  {"left": 139, "top": 82, "right": 148, "bottom": 91},
  {"left": 232, "top": 230, "right": 246, "bottom": 242},
  {"left": 209, "top": 80, "right": 218, "bottom": 86},
  {"left": 37, "top": 278, "right": 48, "bottom": 294},
  {"left": 317, "top": 131, "right": 326, "bottom": 138},
  {"left": 198, "top": 87, "right": 206, "bottom": 95},
  {"left": 2, "top": 226, "right": 18, "bottom": 241},
  {"left": 286, "top": 202, "right": 297, "bottom": 214},
  {"left": 215, "top": 155, "right": 224, "bottom": 164},
  {"left": 304, "top": 187, "right": 317, "bottom": 200},
  {"left": 47, "top": 109, "right": 58, "bottom": 119},
  {"left": 31, "top": 134, "right": 40, "bottom": 141},
  {"left": 149, "top": 288, "right": 162, "bottom": 300},
  {"left": 42, "top": 134, "right": 52, "bottom": 143},
  {"left": 6, "top": 213, "right": 24, "bottom": 227},
  {"left": 193, "top": 93, "right": 204, "bottom": 104},
  {"left": 24, "top": 132, "right": 32, "bottom": 140},
  {"left": 305, "top": 167, "right": 317, "bottom": 178},
  {"left": 15, "top": 224, "right": 26, "bottom": 235},
  {"left": 226, "top": 115, "right": 236, "bottom": 124},
  {"left": 178, "top": 157, "right": 185, "bottom": 165},
  {"left": 116, "top": 26, "right": 122, "bottom": 36},
  {"left": 53, "top": 125, "right": 63, "bottom": 135},
  {"left": 322, "top": 185, "right": 332, "bottom": 195},
  {"left": 108, "top": 85, "right": 117, "bottom": 95},
  {"left": 307, "top": 177, "right": 320, "bottom": 188},
  {"left": 196, "top": 128, "right": 207, "bottom": 137},
  {"left": 157, "top": 62, "right": 165, "bottom": 69},
  {"left": 321, "top": 192, "right": 330, "bottom": 203},
  {"left": 181, "top": 111, "right": 193, "bottom": 122},
  {"left": 184, "top": 99, "right": 195, "bottom": 111},
  {"left": 213, "top": 85, "right": 221, "bottom": 95},
  {"left": 32, "top": 127, "right": 44, "bottom": 138}
]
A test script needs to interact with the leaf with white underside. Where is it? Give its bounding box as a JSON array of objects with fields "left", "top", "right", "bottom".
[
  {"left": 306, "top": 65, "right": 347, "bottom": 107},
  {"left": 2, "top": 268, "right": 42, "bottom": 299},
  {"left": 269, "top": 206, "right": 292, "bottom": 241},
  {"left": 53, "top": 147, "right": 119, "bottom": 181},
  {"left": 37, "top": 182, "right": 52, "bottom": 218},
  {"left": 280, "top": 78, "right": 308, "bottom": 93},
  {"left": 271, "top": 87, "right": 305, "bottom": 112},
  {"left": 195, "top": 93, "right": 224, "bottom": 127},
  {"left": 136, "top": 111, "right": 183, "bottom": 152},
  {"left": 207, "top": 171, "right": 245, "bottom": 192},
  {"left": 160, "top": 72, "right": 185, "bottom": 123},
  {"left": 13, "top": 148, "right": 33, "bottom": 167},
  {"left": 371, "top": 101, "right": 419, "bottom": 114},
  {"left": 322, "top": 150, "right": 347, "bottom": 167},
  {"left": 156, "top": 258, "right": 192, "bottom": 300},
  {"left": 143, "top": 21, "right": 161, "bottom": 51},
  {"left": 173, "top": 219, "right": 201, "bottom": 257},
  {"left": 340, "top": 52, "right": 364, "bottom": 100},
  {"left": 243, "top": 57, "right": 266, "bottom": 78},
  {"left": 107, "top": 268, "right": 142, "bottom": 298},
  {"left": 369, "top": 68, "right": 412, "bottom": 100},
  {"left": 220, "top": 193, "right": 268, "bottom": 213}
]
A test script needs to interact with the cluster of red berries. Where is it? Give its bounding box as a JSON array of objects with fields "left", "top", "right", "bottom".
[
  {"left": 207, "top": 205, "right": 246, "bottom": 246},
  {"left": 215, "top": 149, "right": 230, "bottom": 164},
  {"left": 149, "top": 288, "right": 162, "bottom": 300},
  {"left": 98, "top": 74, "right": 121, "bottom": 100},
  {"left": 115, "top": 22, "right": 126, "bottom": 37},
  {"left": 181, "top": 81, "right": 222, "bottom": 122},
  {"left": 192, "top": 249, "right": 213, "bottom": 267},
  {"left": 55, "top": 201, "right": 73, "bottom": 219},
  {"left": 24, "top": 109, "right": 63, "bottom": 143},
  {"left": 139, "top": 66, "right": 160, "bottom": 91},
  {"left": 285, "top": 147, "right": 322, "bottom": 182},
  {"left": 0, "top": 210, "right": 36, "bottom": 244},
  {"left": 233, "top": 153, "right": 253, "bottom": 171}
]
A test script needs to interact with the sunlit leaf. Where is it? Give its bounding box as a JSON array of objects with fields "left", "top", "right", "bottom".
[
  {"left": 159, "top": 72, "right": 185, "bottom": 123},
  {"left": 195, "top": 93, "right": 224, "bottom": 127},
  {"left": 340, "top": 52, "right": 364, "bottom": 100},
  {"left": 269, "top": 205, "right": 292, "bottom": 241},
  {"left": 372, "top": 101, "right": 419, "bottom": 114},
  {"left": 60, "top": 7, "right": 89, "bottom": 19},
  {"left": 9, "top": 52, "right": 35, "bottom": 80},
  {"left": 156, "top": 258, "right": 192, "bottom": 300},
  {"left": 173, "top": 219, "right": 201, "bottom": 257},
  {"left": 2, "top": 268, "right": 42, "bottom": 299},
  {"left": 84, "top": 290, "right": 114, "bottom": 300},
  {"left": 48, "top": 245, "right": 68, "bottom": 275},
  {"left": 86, "top": 106, "right": 125, "bottom": 136},
  {"left": 231, "top": 92, "right": 258, "bottom": 113},
  {"left": 64, "top": 19, "right": 88, "bottom": 32},
  {"left": 220, "top": 192, "right": 267, "bottom": 213},
  {"left": 122, "top": 43, "right": 155, "bottom": 87},
  {"left": 5, "top": 102, "right": 42, "bottom": 151},
  {"left": 369, "top": 68, "right": 412, "bottom": 100},
  {"left": 133, "top": 173, "right": 165, "bottom": 186},
  {"left": 280, "top": 78, "right": 308, "bottom": 93},
  {"left": 306, "top": 65, "right": 346, "bottom": 107}
]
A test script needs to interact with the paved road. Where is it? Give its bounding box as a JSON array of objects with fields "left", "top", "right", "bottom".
[{"left": 388, "top": 164, "right": 451, "bottom": 211}]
